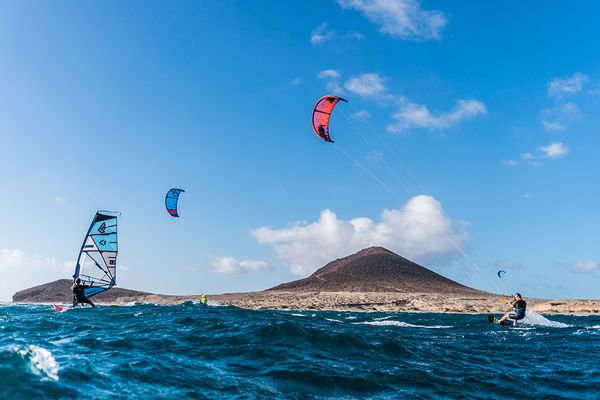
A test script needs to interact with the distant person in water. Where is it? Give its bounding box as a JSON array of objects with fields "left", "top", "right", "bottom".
[
  {"left": 498, "top": 293, "right": 526, "bottom": 326},
  {"left": 71, "top": 278, "right": 96, "bottom": 308},
  {"left": 201, "top": 294, "right": 208, "bottom": 306}
]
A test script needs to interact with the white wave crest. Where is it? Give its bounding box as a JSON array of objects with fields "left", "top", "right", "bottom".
[
  {"left": 355, "top": 320, "right": 451, "bottom": 329},
  {"left": 15, "top": 345, "right": 59, "bottom": 381},
  {"left": 522, "top": 310, "right": 570, "bottom": 328}
]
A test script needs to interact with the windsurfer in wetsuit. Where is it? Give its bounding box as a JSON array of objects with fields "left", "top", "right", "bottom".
[
  {"left": 498, "top": 293, "right": 526, "bottom": 326},
  {"left": 72, "top": 278, "right": 96, "bottom": 308}
]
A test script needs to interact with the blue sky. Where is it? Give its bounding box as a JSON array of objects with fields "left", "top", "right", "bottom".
[{"left": 1, "top": 1, "right": 599, "bottom": 301}]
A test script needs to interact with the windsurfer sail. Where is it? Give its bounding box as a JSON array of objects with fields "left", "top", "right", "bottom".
[{"left": 73, "top": 211, "right": 118, "bottom": 298}]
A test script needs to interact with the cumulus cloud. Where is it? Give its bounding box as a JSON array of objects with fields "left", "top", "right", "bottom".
[
  {"left": 506, "top": 142, "right": 570, "bottom": 167},
  {"left": 336, "top": 0, "right": 447, "bottom": 41},
  {"left": 538, "top": 142, "right": 569, "bottom": 159},
  {"left": 365, "top": 150, "right": 384, "bottom": 164},
  {"left": 541, "top": 121, "right": 565, "bottom": 132},
  {"left": 572, "top": 260, "right": 599, "bottom": 273},
  {"left": 540, "top": 102, "right": 581, "bottom": 132},
  {"left": 317, "top": 69, "right": 341, "bottom": 80},
  {"left": 351, "top": 110, "right": 371, "bottom": 119},
  {"left": 311, "top": 22, "right": 336, "bottom": 45},
  {"left": 547, "top": 73, "right": 589, "bottom": 98},
  {"left": 317, "top": 69, "right": 344, "bottom": 94},
  {"left": 212, "top": 257, "right": 268, "bottom": 274},
  {"left": 0, "top": 249, "right": 26, "bottom": 269},
  {"left": 286, "top": 76, "right": 302, "bottom": 87},
  {"left": 344, "top": 73, "right": 388, "bottom": 97},
  {"left": 387, "top": 98, "right": 487, "bottom": 133},
  {"left": 0, "top": 250, "right": 62, "bottom": 271},
  {"left": 252, "top": 195, "right": 468, "bottom": 276}
]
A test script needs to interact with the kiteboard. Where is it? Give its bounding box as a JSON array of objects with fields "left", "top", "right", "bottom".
[
  {"left": 488, "top": 315, "right": 520, "bottom": 327},
  {"left": 53, "top": 304, "right": 68, "bottom": 312}
]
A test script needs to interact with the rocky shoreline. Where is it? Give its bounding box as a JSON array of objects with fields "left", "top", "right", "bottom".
[
  {"left": 211, "top": 291, "right": 600, "bottom": 314},
  {"left": 12, "top": 248, "right": 600, "bottom": 314}
]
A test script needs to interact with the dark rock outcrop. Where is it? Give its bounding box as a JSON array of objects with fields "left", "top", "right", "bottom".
[{"left": 12, "top": 279, "right": 152, "bottom": 303}]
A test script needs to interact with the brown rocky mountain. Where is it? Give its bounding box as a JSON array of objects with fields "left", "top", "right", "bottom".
[{"left": 269, "top": 246, "right": 484, "bottom": 294}]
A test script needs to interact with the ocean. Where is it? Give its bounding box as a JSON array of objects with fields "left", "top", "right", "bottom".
[{"left": 1, "top": 303, "right": 599, "bottom": 399}]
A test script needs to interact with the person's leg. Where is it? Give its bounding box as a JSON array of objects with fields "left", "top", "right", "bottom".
[
  {"left": 84, "top": 298, "right": 96, "bottom": 308},
  {"left": 498, "top": 313, "right": 510, "bottom": 323},
  {"left": 513, "top": 315, "right": 524, "bottom": 326},
  {"left": 72, "top": 295, "right": 78, "bottom": 308}
]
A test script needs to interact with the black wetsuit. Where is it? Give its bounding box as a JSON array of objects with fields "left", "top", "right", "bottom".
[
  {"left": 509, "top": 299, "right": 526, "bottom": 320},
  {"left": 72, "top": 283, "right": 96, "bottom": 308}
]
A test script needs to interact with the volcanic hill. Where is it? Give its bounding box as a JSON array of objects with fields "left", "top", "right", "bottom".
[
  {"left": 269, "top": 246, "right": 483, "bottom": 294},
  {"left": 11, "top": 279, "right": 155, "bottom": 304}
]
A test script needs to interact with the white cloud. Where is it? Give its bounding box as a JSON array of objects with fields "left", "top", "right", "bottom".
[
  {"left": 541, "top": 121, "right": 565, "bottom": 132},
  {"left": 252, "top": 195, "right": 468, "bottom": 276},
  {"left": 336, "top": 0, "right": 447, "bottom": 41},
  {"left": 30, "top": 256, "right": 57, "bottom": 269},
  {"left": 311, "top": 22, "right": 336, "bottom": 45},
  {"left": 547, "top": 73, "right": 589, "bottom": 98},
  {"left": 344, "top": 73, "right": 387, "bottom": 97},
  {"left": 366, "top": 150, "right": 383, "bottom": 164},
  {"left": 317, "top": 69, "right": 341, "bottom": 80},
  {"left": 507, "top": 142, "right": 570, "bottom": 167},
  {"left": 538, "top": 142, "right": 569, "bottom": 159},
  {"left": 520, "top": 152, "right": 534, "bottom": 161},
  {"left": 0, "top": 250, "right": 63, "bottom": 271},
  {"left": 541, "top": 102, "right": 581, "bottom": 132},
  {"left": 317, "top": 69, "right": 344, "bottom": 94},
  {"left": 53, "top": 197, "right": 67, "bottom": 205},
  {"left": 351, "top": 110, "right": 371, "bottom": 119},
  {"left": 286, "top": 76, "right": 302, "bottom": 87},
  {"left": 344, "top": 31, "right": 366, "bottom": 40},
  {"left": 212, "top": 257, "right": 268, "bottom": 274},
  {"left": 388, "top": 98, "right": 487, "bottom": 132},
  {"left": 63, "top": 260, "right": 77, "bottom": 274},
  {"left": 0, "top": 249, "right": 26, "bottom": 269},
  {"left": 572, "top": 260, "right": 599, "bottom": 273}
]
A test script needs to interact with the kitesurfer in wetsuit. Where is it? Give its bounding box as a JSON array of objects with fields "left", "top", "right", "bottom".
[
  {"left": 201, "top": 294, "right": 208, "bottom": 306},
  {"left": 498, "top": 293, "right": 526, "bottom": 326},
  {"left": 72, "top": 278, "right": 96, "bottom": 308}
]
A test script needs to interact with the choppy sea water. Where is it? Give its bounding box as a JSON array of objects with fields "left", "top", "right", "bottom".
[{"left": 1, "top": 303, "right": 599, "bottom": 399}]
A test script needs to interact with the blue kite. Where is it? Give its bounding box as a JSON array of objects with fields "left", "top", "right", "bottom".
[{"left": 165, "top": 188, "right": 185, "bottom": 217}]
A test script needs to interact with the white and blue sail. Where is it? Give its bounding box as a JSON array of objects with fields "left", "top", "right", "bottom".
[{"left": 73, "top": 211, "right": 118, "bottom": 297}]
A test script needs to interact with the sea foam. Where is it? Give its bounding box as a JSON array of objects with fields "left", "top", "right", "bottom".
[{"left": 14, "top": 345, "right": 59, "bottom": 381}]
